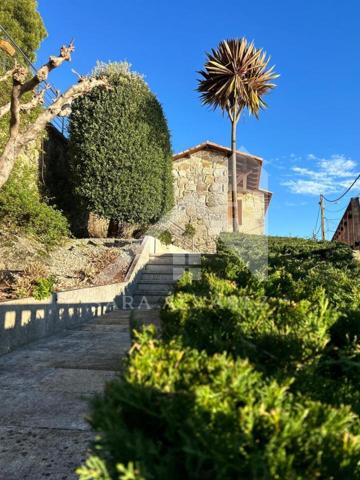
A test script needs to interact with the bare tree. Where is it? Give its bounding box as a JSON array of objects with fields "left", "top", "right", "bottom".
[{"left": 0, "top": 42, "right": 109, "bottom": 189}]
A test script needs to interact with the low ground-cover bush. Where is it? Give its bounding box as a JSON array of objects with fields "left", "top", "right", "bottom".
[
  {"left": 80, "top": 327, "right": 360, "bottom": 479},
  {"left": 80, "top": 235, "right": 360, "bottom": 479},
  {"left": 13, "top": 262, "right": 55, "bottom": 299}
]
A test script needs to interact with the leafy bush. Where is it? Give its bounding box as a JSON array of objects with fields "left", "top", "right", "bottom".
[
  {"left": 183, "top": 222, "right": 196, "bottom": 238},
  {"left": 69, "top": 62, "right": 174, "bottom": 226},
  {"left": 0, "top": 160, "right": 69, "bottom": 246},
  {"left": 14, "top": 262, "right": 55, "bottom": 299},
  {"left": 80, "top": 327, "right": 360, "bottom": 480},
  {"left": 157, "top": 229, "right": 172, "bottom": 245},
  {"left": 32, "top": 276, "right": 55, "bottom": 300},
  {"left": 80, "top": 235, "right": 360, "bottom": 479}
]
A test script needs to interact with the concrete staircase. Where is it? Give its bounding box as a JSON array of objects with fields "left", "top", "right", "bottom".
[{"left": 128, "top": 252, "right": 201, "bottom": 310}]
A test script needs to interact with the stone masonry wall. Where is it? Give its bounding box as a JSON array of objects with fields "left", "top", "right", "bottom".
[
  {"left": 236, "top": 190, "right": 266, "bottom": 235},
  {"left": 153, "top": 150, "right": 228, "bottom": 252}
]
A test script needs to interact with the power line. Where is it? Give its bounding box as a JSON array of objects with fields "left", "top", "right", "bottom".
[
  {"left": 323, "top": 173, "right": 360, "bottom": 203},
  {"left": 326, "top": 204, "right": 349, "bottom": 214},
  {"left": 313, "top": 205, "right": 321, "bottom": 237}
]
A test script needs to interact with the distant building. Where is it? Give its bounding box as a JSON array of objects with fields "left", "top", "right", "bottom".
[
  {"left": 332, "top": 197, "right": 360, "bottom": 249},
  {"left": 153, "top": 141, "right": 271, "bottom": 251}
]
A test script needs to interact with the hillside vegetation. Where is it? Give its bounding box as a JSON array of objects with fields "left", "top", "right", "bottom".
[{"left": 79, "top": 235, "right": 360, "bottom": 479}]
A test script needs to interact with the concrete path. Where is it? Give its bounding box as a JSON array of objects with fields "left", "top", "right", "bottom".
[
  {"left": 0, "top": 309, "right": 132, "bottom": 480},
  {"left": 0, "top": 253, "right": 201, "bottom": 479}
]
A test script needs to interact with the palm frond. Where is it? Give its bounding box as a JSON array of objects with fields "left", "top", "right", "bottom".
[{"left": 197, "top": 38, "right": 278, "bottom": 119}]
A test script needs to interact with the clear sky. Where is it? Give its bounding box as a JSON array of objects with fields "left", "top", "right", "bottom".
[{"left": 37, "top": 0, "right": 360, "bottom": 239}]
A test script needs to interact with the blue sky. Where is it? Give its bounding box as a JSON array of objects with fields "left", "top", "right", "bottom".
[{"left": 37, "top": 0, "right": 360, "bottom": 238}]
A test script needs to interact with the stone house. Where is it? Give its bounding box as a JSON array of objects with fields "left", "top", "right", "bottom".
[{"left": 153, "top": 141, "right": 272, "bottom": 251}]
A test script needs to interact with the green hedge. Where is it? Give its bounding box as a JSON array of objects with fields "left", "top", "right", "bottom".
[
  {"left": 69, "top": 62, "right": 174, "bottom": 226},
  {"left": 78, "top": 235, "right": 360, "bottom": 479}
]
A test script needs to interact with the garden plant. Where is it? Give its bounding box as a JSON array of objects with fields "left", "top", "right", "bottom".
[
  {"left": 69, "top": 62, "right": 174, "bottom": 230},
  {"left": 79, "top": 234, "right": 360, "bottom": 479}
]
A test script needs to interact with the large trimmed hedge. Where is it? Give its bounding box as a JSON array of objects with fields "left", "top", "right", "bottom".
[{"left": 69, "top": 62, "right": 173, "bottom": 226}]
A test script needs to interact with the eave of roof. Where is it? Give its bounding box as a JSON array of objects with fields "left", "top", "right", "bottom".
[
  {"left": 173, "top": 140, "right": 263, "bottom": 164},
  {"left": 258, "top": 189, "right": 272, "bottom": 212},
  {"left": 332, "top": 196, "right": 360, "bottom": 241}
]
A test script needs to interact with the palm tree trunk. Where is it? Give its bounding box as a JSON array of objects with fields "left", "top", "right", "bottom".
[{"left": 231, "top": 119, "right": 239, "bottom": 232}]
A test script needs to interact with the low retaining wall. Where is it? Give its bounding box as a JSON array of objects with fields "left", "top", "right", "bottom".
[
  {"left": 0, "top": 235, "right": 188, "bottom": 355},
  {"left": 0, "top": 282, "right": 126, "bottom": 355}
]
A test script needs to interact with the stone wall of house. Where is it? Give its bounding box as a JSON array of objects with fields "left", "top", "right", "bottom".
[
  {"left": 237, "top": 190, "right": 266, "bottom": 235},
  {"left": 152, "top": 150, "right": 228, "bottom": 252}
]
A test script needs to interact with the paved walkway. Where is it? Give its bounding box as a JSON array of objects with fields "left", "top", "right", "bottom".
[
  {"left": 0, "top": 309, "right": 132, "bottom": 480},
  {"left": 0, "top": 252, "right": 200, "bottom": 479}
]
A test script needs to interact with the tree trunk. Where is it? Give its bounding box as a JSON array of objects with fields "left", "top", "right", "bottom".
[{"left": 231, "top": 119, "right": 239, "bottom": 232}]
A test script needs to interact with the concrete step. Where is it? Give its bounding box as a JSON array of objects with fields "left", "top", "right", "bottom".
[
  {"left": 95, "top": 316, "right": 130, "bottom": 326},
  {"left": 145, "top": 264, "right": 200, "bottom": 274},
  {"left": 135, "top": 283, "right": 174, "bottom": 293},
  {"left": 149, "top": 254, "right": 201, "bottom": 266},
  {"left": 132, "top": 294, "right": 165, "bottom": 307},
  {"left": 121, "top": 304, "right": 162, "bottom": 311},
  {"left": 98, "top": 311, "right": 132, "bottom": 320},
  {"left": 135, "top": 291, "right": 170, "bottom": 298},
  {"left": 131, "top": 309, "right": 161, "bottom": 320},
  {"left": 140, "top": 272, "right": 177, "bottom": 283}
]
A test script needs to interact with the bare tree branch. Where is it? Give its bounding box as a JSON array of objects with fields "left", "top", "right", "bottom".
[
  {"left": 0, "top": 76, "right": 108, "bottom": 188},
  {"left": 20, "top": 88, "right": 47, "bottom": 112},
  {"left": 0, "top": 66, "right": 16, "bottom": 83},
  {"left": 71, "top": 68, "right": 85, "bottom": 82},
  {"left": 0, "top": 87, "right": 48, "bottom": 119},
  {"left": 0, "top": 42, "right": 109, "bottom": 189},
  {"left": 20, "top": 42, "right": 75, "bottom": 95}
]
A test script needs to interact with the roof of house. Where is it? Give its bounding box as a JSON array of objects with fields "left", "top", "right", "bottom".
[
  {"left": 173, "top": 141, "right": 264, "bottom": 191},
  {"left": 173, "top": 140, "right": 263, "bottom": 163}
]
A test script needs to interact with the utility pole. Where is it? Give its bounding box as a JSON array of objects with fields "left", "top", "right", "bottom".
[{"left": 319, "top": 194, "right": 326, "bottom": 241}]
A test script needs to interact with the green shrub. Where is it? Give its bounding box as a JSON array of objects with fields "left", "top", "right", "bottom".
[
  {"left": 157, "top": 229, "right": 172, "bottom": 245},
  {"left": 0, "top": 160, "right": 69, "bottom": 246},
  {"left": 32, "top": 276, "right": 55, "bottom": 300},
  {"left": 82, "top": 327, "right": 360, "bottom": 480},
  {"left": 80, "top": 235, "right": 360, "bottom": 478},
  {"left": 69, "top": 62, "right": 174, "bottom": 226},
  {"left": 162, "top": 273, "right": 338, "bottom": 376},
  {"left": 183, "top": 222, "right": 196, "bottom": 238}
]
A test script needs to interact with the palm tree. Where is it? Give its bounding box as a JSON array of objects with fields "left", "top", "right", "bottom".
[{"left": 197, "top": 38, "right": 278, "bottom": 232}]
